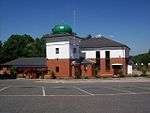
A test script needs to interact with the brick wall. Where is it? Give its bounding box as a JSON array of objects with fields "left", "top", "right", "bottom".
[
  {"left": 47, "top": 59, "right": 72, "bottom": 78},
  {"left": 81, "top": 64, "right": 93, "bottom": 77},
  {"left": 99, "top": 58, "right": 127, "bottom": 77}
]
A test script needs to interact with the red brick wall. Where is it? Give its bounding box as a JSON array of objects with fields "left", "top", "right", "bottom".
[
  {"left": 99, "top": 58, "right": 128, "bottom": 77},
  {"left": 47, "top": 59, "right": 72, "bottom": 78},
  {"left": 81, "top": 64, "right": 93, "bottom": 77},
  {"left": 47, "top": 58, "right": 128, "bottom": 78}
]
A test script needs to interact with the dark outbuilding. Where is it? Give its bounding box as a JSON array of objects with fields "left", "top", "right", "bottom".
[{"left": 0, "top": 57, "right": 47, "bottom": 79}]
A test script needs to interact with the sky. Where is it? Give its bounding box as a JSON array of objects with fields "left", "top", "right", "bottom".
[{"left": 0, "top": 0, "right": 150, "bottom": 55}]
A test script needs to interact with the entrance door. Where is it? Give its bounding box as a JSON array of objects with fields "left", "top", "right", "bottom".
[{"left": 112, "top": 65, "right": 122, "bottom": 75}]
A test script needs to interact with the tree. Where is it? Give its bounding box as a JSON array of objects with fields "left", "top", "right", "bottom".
[
  {"left": 0, "top": 41, "right": 3, "bottom": 63},
  {"left": 24, "top": 38, "right": 46, "bottom": 57},
  {"left": 1, "top": 34, "right": 34, "bottom": 63},
  {"left": 0, "top": 41, "right": 2, "bottom": 48},
  {"left": 133, "top": 52, "right": 150, "bottom": 67},
  {"left": 148, "top": 49, "right": 150, "bottom": 54},
  {"left": 0, "top": 34, "right": 46, "bottom": 64}
]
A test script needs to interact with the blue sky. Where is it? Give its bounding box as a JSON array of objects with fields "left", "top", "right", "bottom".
[{"left": 0, "top": 0, "right": 150, "bottom": 55}]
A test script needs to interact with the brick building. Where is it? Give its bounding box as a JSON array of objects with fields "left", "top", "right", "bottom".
[
  {"left": 0, "top": 24, "right": 132, "bottom": 79},
  {"left": 0, "top": 57, "right": 47, "bottom": 79},
  {"left": 45, "top": 24, "right": 131, "bottom": 78}
]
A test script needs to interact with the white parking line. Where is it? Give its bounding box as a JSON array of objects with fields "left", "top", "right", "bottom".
[
  {"left": 73, "top": 86, "right": 94, "bottom": 96},
  {"left": 94, "top": 92, "right": 150, "bottom": 96},
  {"left": 0, "top": 86, "right": 10, "bottom": 92},
  {"left": 42, "top": 86, "right": 46, "bottom": 96},
  {"left": 0, "top": 92, "right": 150, "bottom": 97},
  {"left": 107, "top": 87, "right": 136, "bottom": 94}
]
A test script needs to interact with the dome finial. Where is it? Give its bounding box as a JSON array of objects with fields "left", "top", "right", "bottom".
[{"left": 52, "top": 24, "right": 72, "bottom": 34}]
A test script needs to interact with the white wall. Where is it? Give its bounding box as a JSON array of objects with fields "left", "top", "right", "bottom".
[
  {"left": 101, "top": 50, "right": 126, "bottom": 58},
  {"left": 127, "top": 65, "right": 132, "bottom": 74},
  {"left": 81, "top": 49, "right": 128, "bottom": 59},
  {"left": 46, "top": 41, "right": 70, "bottom": 59},
  {"left": 46, "top": 41, "right": 79, "bottom": 59},
  {"left": 81, "top": 51, "right": 96, "bottom": 59}
]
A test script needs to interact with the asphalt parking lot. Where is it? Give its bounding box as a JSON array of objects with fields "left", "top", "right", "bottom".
[{"left": 0, "top": 79, "right": 150, "bottom": 113}]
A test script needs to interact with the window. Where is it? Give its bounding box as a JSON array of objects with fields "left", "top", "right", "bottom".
[
  {"left": 96, "top": 51, "right": 100, "bottom": 58},
  {"left": 105, "top": 51, "right": 110, "bottom": 70},
  {"left": 56, "top": 48, "right": 59, "bottom": 54},
  {"left": 55, "top": 66, "right": 59, "bottom": 72},
  {"left": 96, "top": 51, "right": 100, "bottom": 68},
  {"left": 73, "top": 48, "right": 76, "bottom": 54},
  {"left": 106, "top": 51, "right": 110, "bottom": 59}
]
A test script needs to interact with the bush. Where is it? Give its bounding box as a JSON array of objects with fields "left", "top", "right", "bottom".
[
  {"left": 117, "top": 69, "right": 125, "bottom": 78},
  {"left": 95, "top": 74, "right": 100, "bottom": 78},
  {"left": 140, "top": 74, "right": 148, "bottom": 77},
  {"left": 51, "top": 70, "right": 56, "bottom": 79},
  {"left": 118, "top": 74, "right": 125, "bottom": 78},
  {"left": 10, "top": 67, "right": 17, "bottom": 79},
  {"left": 75, "top": 74, "right": 81, "bottom": 79},
  {"left": 132, "top": 74, "right": 139, "bottom": 77},
  {"left": 82, "top": 75, "right": 89, "bottom": 79},
  {"left": 93, "top": 67, "right": 100, "bottom": 78},
  {"left": 74, "top": 70, "right": 81, "bottom": 79},
  {"left": 141, "top": 65, "right": 147, "bottom": 75},
  {"left": 0, "top": 73, "right": 9, "bottom": 79}
]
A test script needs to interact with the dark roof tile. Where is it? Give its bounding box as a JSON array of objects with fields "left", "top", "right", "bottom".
[
  {"left": 80, "top": 36, "right": 129, "bottom": 49},
  {"left": 1, "top": 57, "right": 47, "bottom": 68}
]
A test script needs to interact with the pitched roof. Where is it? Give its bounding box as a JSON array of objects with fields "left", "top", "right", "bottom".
[
  {"left": 44, "top": 33, "right": 81, "bottom": 43},
  {"left": 1, "top": 57, "right": 47, "bottom": 68},
  {"left": 80, "top": 36, "right": 129, "bottom": 49}
]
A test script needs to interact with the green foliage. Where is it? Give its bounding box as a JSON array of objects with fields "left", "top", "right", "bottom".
[
  {"left": 0, "top": 41, "right": 3, "bottom": 62},
  {"left": 141, "top": 65, "right": 148, "bottom": 77},
  {"left": 24, "top": 38, "right": 46, "bottom": 57},
  {"left": 93, "top": 67, "right": 100, "bottom": 78},
  {"left": 133, "top": 52, "right": 150, "bottom": 66},
  {"left": 50, "top": 70, "right": 56, "bottom": 79},
  {"left": 117, "top": 69, "right": 125, "bottom": 78},
  {"left": 82, "top": 75, "right": 89, "bottom": 79},
  {"left": 10, "top": 67, "right": 17, "bottom": 79},
  {"left": 0, "top": 34, "right": 46, "bottom": 64}
]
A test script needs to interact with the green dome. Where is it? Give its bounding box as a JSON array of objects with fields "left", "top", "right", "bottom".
[{"left": 52, "top": 24, "right": 72, "bottom": 34}]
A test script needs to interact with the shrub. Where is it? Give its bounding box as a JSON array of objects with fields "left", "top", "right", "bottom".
[
  {"left": 74, "top": 70, "right": 81, "bottom": 79},
  {"left": 117, "top": 69, "right": 125, "bottom": 78},
  {"left": 93, "top": 67, "right": 100, "bottom": 78},
  {"left": 10, "top": 67, "right": 17, "bottom": 79},
  {"left": 132, "top": 74, "right": 139, "bottom": 77},
  {"left": 51, "top": 70, "right": 56, "bottom": 79},
  {"left": 82, "top": 75, "right": 89, "bottom": 79},
  {"left": 141, "top": 65, "right": 147, "bottom": 76}
]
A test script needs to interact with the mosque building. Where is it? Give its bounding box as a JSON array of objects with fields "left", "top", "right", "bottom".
[
  {"left": 0, "top": 24, "right": 132, "bottom": 79},
  {"left": 45, "top": 24, "right": 131, "bottom": 78}
]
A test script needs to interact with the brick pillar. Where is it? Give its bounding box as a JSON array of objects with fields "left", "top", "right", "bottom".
[{"left": 99, "top": 58, "right": 113, "bottom": 77}]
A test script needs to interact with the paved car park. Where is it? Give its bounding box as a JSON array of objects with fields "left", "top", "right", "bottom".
[{"left": 0, "top": 79, "right": 150, "bottom": 113}]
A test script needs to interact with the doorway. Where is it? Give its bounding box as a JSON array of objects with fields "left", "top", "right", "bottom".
[{"left": 112, "top": 65, "right": 122, "bottom": 75}]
